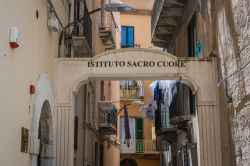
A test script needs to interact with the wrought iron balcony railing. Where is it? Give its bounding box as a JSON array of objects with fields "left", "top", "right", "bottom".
[
  {"left": 99, "top": 102, "right": 117, "bottom": 135},
  {"left": 120, "top": 139, "right": 158, "bottom": 154},
  {"left": 120, "top": 87, "right": 143, "bottom": 100}
]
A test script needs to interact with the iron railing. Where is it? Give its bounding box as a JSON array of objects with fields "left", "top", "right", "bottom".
[
  {"left": 156, "top": 137, "right": 169, "bottom": 151},
  {"left": 59, "top": 0, "right": 92, "bottom": 58},
  {"left": 99, "top": 107, "right": 117, "bottom": 135},
  {"left": 161, "top": 109, "right": 175, "bottom": 129},
  {"left": 120, "top": 140, "right": 158, "bottom": 154},
  {"left": 120, "top": 87, "right": 142, "bottom": 100},
  {"left": 169, "top": 84, "right": 196, "bottom": 121}
]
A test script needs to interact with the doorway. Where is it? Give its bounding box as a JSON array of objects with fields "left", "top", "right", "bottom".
[
  {"left": 120, "top": 159, "right": 137, "bottom": 166},
  {"left": 37, "top": 101, "right": 53, "bottom": 166}
]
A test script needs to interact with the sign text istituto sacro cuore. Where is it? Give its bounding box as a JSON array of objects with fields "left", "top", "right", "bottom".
[{"left": 88, "top": 60, "right": 186, "bottom": 68}]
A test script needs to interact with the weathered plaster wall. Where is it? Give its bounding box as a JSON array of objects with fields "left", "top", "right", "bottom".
[{"left": 216, "top": 0, "right": 250, "bottom": 165}]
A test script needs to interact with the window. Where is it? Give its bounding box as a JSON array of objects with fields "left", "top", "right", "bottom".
[
  {"left": 121, "top": 26, "right": 134, "bottom": 48},
  {"left": 189, "top": 88, "right": 196, "bottom": 115},
  {"left": 101, "top": 81, "right": 105, "bottom": 101},
  {"left": 74, "top": 116, "right": 78, "bottom": 150},
  {"left": 135, "top": 118, "right": 144, "bottom": 153},
  {"left": 188, "top": 13, "right": 196, "bottom": 57},
  {"left": 120, "top": 117, "right": 144, "bottom": 153}
]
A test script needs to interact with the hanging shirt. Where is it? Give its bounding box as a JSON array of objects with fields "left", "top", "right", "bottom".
[
  {"left": 137, "top": 80, "right": 144, "bottom": 98},
  {"left": 153, "top": 82, "right": 160, "bottom": 101}
]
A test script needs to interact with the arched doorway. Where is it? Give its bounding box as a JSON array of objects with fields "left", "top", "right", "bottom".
[
  {"left": 37, "top": 101, "right": 53, "bottom": 166},
  {"left": 120, "top": 159, "right": 137, "bottom": 166}
]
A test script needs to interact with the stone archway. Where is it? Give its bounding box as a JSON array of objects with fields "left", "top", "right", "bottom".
[
  {"left": 37, "top": 101, "right": 53, "bottom": 166},
  {"left": 55, "top": 48, "right": 222, "bottom": 166},
  {"left": 30, "top": 73, "right": 54, "bottom": 166}
]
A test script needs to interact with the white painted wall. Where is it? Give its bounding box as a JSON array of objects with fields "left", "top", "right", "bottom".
[{"left": 0, "top": 0, "right": 66, "bottom": 165}]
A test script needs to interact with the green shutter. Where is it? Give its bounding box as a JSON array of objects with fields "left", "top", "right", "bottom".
[{"left": 135, "top": 118, "right": 144, "bottom": 153}]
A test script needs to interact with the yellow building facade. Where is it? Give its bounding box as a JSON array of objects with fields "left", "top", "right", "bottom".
[{"left": 119, "top": 1, "right": 160, "bottom": 166}]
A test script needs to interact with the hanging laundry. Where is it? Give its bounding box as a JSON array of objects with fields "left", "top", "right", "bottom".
[
  {"left": 120, "top": 80, "right": 126, "bottom": 89},
  {"left": 154, "top": 82, "right": 160, "bottom": 101},
  {"left": 124, "top": 104, "right": 131, "bottom": 147},
  {"left": 155, "top": 107, "right": 162, "bottom": 132},
  {"left": 147, "top": 104, "right": 154, "bottom": 120},
  {"left": 140, "top": 100, "right": 157, "bottom": 120},
  {"left": 137, "top": 80, "right": 144, "bottom": 98},
  {"left": 150, "top": 80, "right": 177, "bottom": 105}
]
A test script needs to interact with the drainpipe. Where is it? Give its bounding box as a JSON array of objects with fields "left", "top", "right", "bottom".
[{"left": 101, "top": 0, "right": 105, "bottom": 28}]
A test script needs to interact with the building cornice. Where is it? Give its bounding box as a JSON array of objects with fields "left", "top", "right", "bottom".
[{"left": 121, "top": 9, "right": 152, "bottom": 16}]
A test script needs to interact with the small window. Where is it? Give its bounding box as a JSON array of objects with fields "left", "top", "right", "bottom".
[
  {"left": 188, "top": 13, "right": 196, "bottom": 57},
  {"left": 121, "top": 26, "right": 134, "bottom": 48},
  {"left": 101, "top": 81, "right": 105, "bottom": 101}
]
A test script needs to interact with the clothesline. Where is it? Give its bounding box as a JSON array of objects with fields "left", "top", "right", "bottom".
[{"left": 140, "top": 80, "right": 179, "bottom": 121}]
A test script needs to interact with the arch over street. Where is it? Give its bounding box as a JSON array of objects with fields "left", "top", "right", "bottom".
[{"left": 55, "top": 48, "right": 222, "bottom": 166}]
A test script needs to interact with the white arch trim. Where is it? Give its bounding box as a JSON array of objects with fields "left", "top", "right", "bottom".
[{"left": 32, "top": 73, "right": 54, "bottom": 137}]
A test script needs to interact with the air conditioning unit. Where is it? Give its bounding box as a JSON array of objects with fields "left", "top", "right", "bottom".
[{"left": 48, "top": 12, "right": 59, "bottom": 32}]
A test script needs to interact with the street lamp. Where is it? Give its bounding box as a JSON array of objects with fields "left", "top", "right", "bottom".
[
  {"left": 104, "top": 1, "right": 133, "bottom": 12},
  {"left": 89, "top": 1, "right": 133, "bottom": 14},
  {"left": 118, "top": 100, "right": 144, "bottom": 115}
]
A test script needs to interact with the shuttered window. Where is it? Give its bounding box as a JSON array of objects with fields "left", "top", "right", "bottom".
[
  {"left": 135, "top": 118, "right": 144, "bottom": 153},
  {"left": 188, "top": 13, "right": 197, "bottom": 57},
  {"left": 121, "top": 26, "right": 134, "bottom": 48}
]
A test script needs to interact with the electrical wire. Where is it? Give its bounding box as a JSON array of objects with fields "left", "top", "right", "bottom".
[
  {"left": 218, "top": 57, "right": 250, "bottom": 86},
  {"left": 111, "top": 12, "right": 119, "bottom": 31}
]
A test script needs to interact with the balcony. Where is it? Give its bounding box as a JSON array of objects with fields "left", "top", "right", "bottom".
[
  {"left": 120, "top": 88, "right": 142, "bottom": 101},
  {"left": 120, "top": 80, "right": 144, "bottom": 101},
  {"left": 98, "top": 101, "right": 117, "bottom": 135},
  {"left": 120, "top": 140, "right": 158, "bottom": 154},
  {"left": 151, "top": 0, "right": 188, "bottom": 49},
  {"left": 155, "top": 109, "right": 177, "bottom": 147},
  {"left": 169, "top": 83, "right": 196, "bottom": 125},
  {"left": 156, "top": 136, "right": 169, "bottom": 151},
  {"left": 59, "top": 0, "right": 92, "bottom": 58},
  {"left": 99, "top": 12, "right": 117, "bottom": 51},
  {"left": 156, "top": 109, "right": 177, "bottom": 135}
]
